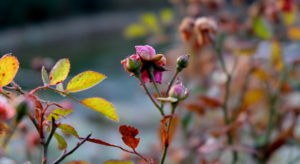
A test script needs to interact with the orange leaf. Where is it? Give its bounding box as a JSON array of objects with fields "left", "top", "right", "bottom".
[
  {"left": 119, "top": 125, "right": 140, "bottom": 149},
  {"left": 159, "top": 115, "right": 178, "bottom": 147},
  {"left": 198, "top": 95, "right": 222, "bottom": 108},
  {"left": 185, "top": 103, "right": 205, "bottom": 115}
]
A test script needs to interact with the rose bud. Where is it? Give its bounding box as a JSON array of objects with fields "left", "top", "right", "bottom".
[
  {"left": 176, "top": 55, "right": 190, "bottom": 72},
  {"left": 169, "top": 82, "right": 189, "bottom": 101},
  {"left": 121, "top": 54, "right": 141, "bottom": 75}
]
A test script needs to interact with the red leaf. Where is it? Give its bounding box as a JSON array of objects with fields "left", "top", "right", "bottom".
[{"left": 119, "top": 125, "right": 140, "bottom": 149}]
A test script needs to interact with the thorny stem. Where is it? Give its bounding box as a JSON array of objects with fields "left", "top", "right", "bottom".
[
  {"left": 136, "top": 74, "right": 164, "bottom": 116},
  {"left": 160, "top": 102, "right": 178, "bottom": 164},
  {"left": 52, "top": 133, "right": 92, "bottom": 164},
  {"left": 213, "top": 39, "right": 238, "bottom": 164}
]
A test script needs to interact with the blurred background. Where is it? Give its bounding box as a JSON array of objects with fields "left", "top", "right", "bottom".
[{"left": 1, "top": 0, "right": 173, "bottom": 163}]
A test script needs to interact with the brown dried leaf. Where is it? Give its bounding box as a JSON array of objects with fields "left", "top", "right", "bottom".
[
  {"left": 119, "top": 125, "right": 140, "bottom": 149},
  {"left": 198, "top": 95, "right": 222, "bottom": 108}
]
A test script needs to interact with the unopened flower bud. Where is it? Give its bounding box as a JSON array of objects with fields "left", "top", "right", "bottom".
[
  {"left": 176, "top": 55, "right": 189, "bottom": 72},
  {"left": 121, "top": 55, "right": 141, "bottom": 75},
  {"left": 169, "top": 82, "right": 189, "bottom": 101}
]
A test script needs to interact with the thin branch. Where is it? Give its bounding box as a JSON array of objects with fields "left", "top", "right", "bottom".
[{"left": 52, "top": 133, "right": 92, "bottom": 164}]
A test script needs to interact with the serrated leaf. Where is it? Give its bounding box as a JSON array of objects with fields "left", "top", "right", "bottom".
[
  {"left": 103, "top": 160, "right": 134, "bottom": 164},
  {"left": 253, "top": 16, "right": 272, "bottom": 39},
  {"left": 65, "top": 71, "right": 106, "bottom": 93},
  {"left": 54, "top": 133, "right": 67, "bottom": 150},
  {"left": 0, "top": 54, "right": 19, "bottom": 87},
  {"left": 81, "top": 97, "right": 119, "bottom": 121},
  {"left": 49, "top": 58, "right": 70, "bottom": 85},
  {"left": 41, "top": 66, "right": 50, "bottom": 86},
  {"left": 46, "top": 109, "right": 73, "bottom": 121},
  {"left": 58, "top": 124, "right": 79, "bottom": 138}
]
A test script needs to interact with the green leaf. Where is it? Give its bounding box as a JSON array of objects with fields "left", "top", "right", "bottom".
[
  {"left": 54, "top": 133, "right": 67, "bottom": 150},
  {"left": 160, "top": 8, "right": 174, "bottom": 24},
  {"left": 81, "top": 97, "right": 119, "bottom": 121},
  {"left": 49, "top": 58, "right": 70, "bottom": 85},
  {"left": 46, "top": 109, "right": 73, "bottom": 121},
  {"left": 58, "top": 124, "right": 79, "bottom": 138},
  {"left": 65, "top": 71, "right": 106, "bottom": 93},
  {"left": 41, "top": 66, "right": 50, "bottom": 86},
  {"left": 140, "top": 13, "right": 161, "bottom": 34},
  {"left": 253, "top": 16, "right": 272, "bottom": 40}
]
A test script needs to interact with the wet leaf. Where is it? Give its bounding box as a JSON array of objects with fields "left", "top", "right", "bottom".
[
  {"left": 54, "top": 132, "right": 67, "bottom": 150},
  {"left": 103, "top": 160, "right": 134, "bottom": 164},
  {"left": 119, "top": 125, "right": 140, "bottom": 149},
  {"left": 49, "top": 58, "right": 70, "bottom": 85},
  {"left": 81, "top": 97, "right": 118, "bottom": 121},
  {"left": 65, "top": 71, "right": 106, "bottom": 93},
  {"left": 58, "top": 124, "right": 79, "bottom": 138},
  {"left": 46, "top": 109, "right": 73, "bottom": 120},
  {"left": 0, "top": 54, "right": 19, "bottom": 87}
]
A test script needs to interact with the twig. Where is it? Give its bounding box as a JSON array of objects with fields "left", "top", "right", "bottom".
[{"left": 52, "top": 133, "right": 92, "bottom": 164}]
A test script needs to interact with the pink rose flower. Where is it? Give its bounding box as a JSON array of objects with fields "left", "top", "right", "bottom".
[{"left": 122, "top": 45, "right": 166, "bottom": 84}]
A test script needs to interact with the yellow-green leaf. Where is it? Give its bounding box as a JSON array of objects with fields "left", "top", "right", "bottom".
[
  {"left": 81, "top": 97, "right": 119, "bottom": 121},
  {"left": 282, "top": 7, "right": 297, "bottom": 26},
  {"left": 58, "top": 124, "right": 79, "bottom": 138},
  {"left": 252, "top": 16, "right": 272, "bottom": 40},
  {"left": 0, "top": 54, "right": 19, "bottom": 87},
  {"left": 65, "top": 71, "right": 106, "bottom": 93},
  {"left": 270, "top": 40, "right": 284, "bottom": 71},
  {"left": 49, "top": 58, "right": 70, "bottom": 85},
  {"left": 124, "top": 23, "right": 147, "bottom": 39},
  {"left": 244, "top": 89, "right": 265, "bottom": 107},
  {"left": 54, "top": 133, "right": 67, "bottom": 150},
  {"left": 160, "top": 8, "right": 174, "bottom": 24},
  {"left": 140, "top": 13, "right": 161, "bottom": 34},
  {"left": 103, "top": 160, "right": 134, "bottom": 164},
  {"left": 46, "top": 109, "right": 73, "bottom": 120}
]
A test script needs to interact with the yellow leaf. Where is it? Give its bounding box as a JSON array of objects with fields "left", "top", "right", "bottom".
[
  {"left": 270, "top": 40, "right": 284, "bottom": 71},
  {"left": 287, "top": 26, "right": 300, "bottom": 40},
  {"left": 0, "top": 54, "right": 19, "bottom": 87},
  {"left": 103, "top": 160, "right": 133, "bottom": 164},
  {"left": 124, "top": 23, "right": 147, "bottom": 39},
  {"left": 66, "top": 71, "right": 106, "bottom": 93},
  {"left": 58, "top": 124, "right": 79, "bottom": 138},
  {"left": 81, "top": 97, "right": 119, "bottom": 121},
  {"left": 49, "top": 58, "right": 70, "bottom": 85},
  {"left": 54, "top": 133, "right": 67, "bottom": 150},
  {"left": 282, "top": 7, "right": 297, "bottom": 26},
  {"left": 160, "top": 8, "right": 174, "bottom": 24},
  {"left": 140, "top": 13, "right": 161, "bottom": 34},
  {"left": 47, "top": 109, "right": 73, "bottom": 120},
  {"left": 253, "top": 69, "right": 269, "bottom": 80},
  {"left": 252, "top": 16, "right": 272, "bottom": 39},
  {"left": 244, "top": 89, "right": 265, "bottom": 107}
]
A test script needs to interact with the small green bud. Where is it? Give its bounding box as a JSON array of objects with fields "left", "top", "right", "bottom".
[
  {"left": 121, "top": 55, "right": 141, "bottom": 75},
  {"left": 176, "top": 55, "right": 189, "bottom": 71}
]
